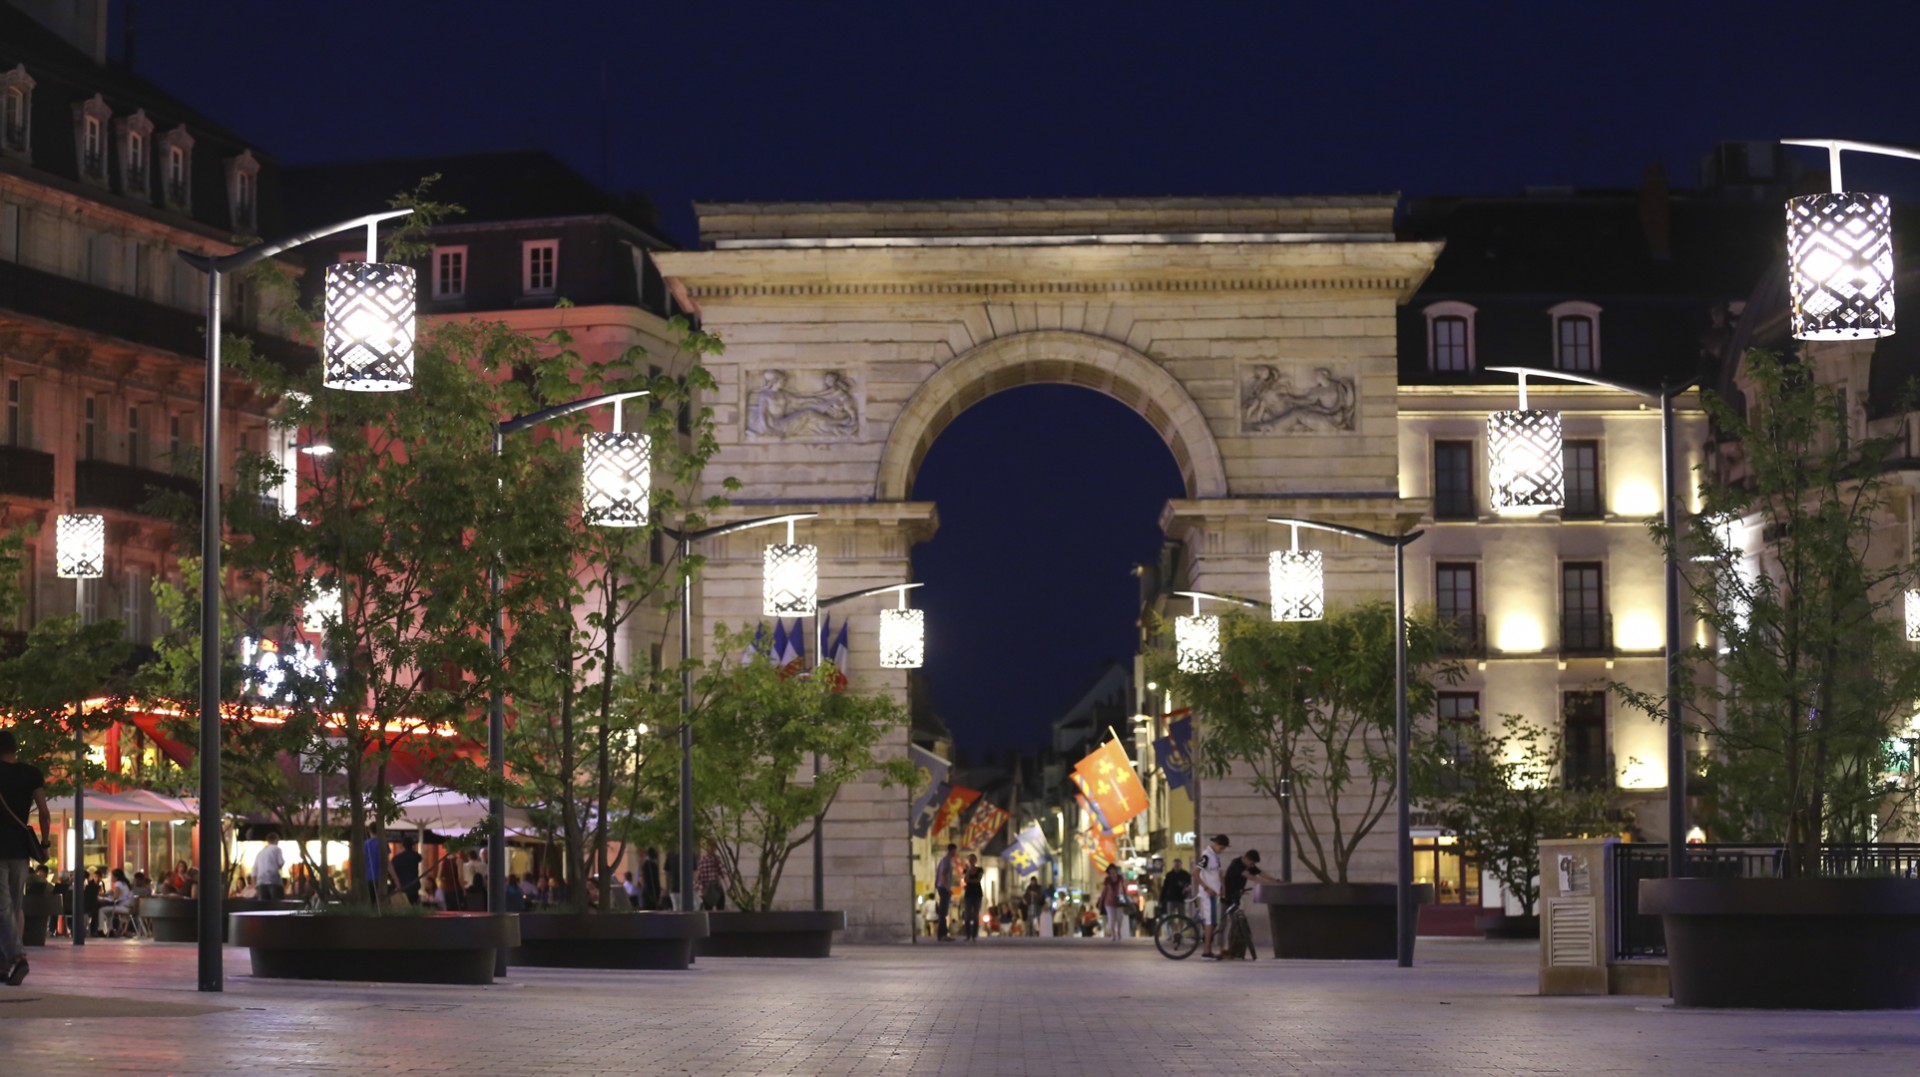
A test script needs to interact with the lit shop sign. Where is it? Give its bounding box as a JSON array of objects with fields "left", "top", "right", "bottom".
[
  {"left": 1174, "top": 831, "right": 1195, "bottom": 847},
  {"left": 239, "top": 637, "right": 336, "bottom": 703}
]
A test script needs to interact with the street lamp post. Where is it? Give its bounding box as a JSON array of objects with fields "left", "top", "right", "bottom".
[
  {"left": 1266, "top": 516, "right": 1424, "bottom": 968},
  {"left": 178, "top": 208, "right": 414, "bottom": 993},
  {"left": 54, "top": 512, "right": 104, "bottom": 945},
  {"left": 659, "top": 512, "right": 819, "bottom": 912},
  {"left": 486, "top": 389, "right": 651, "bottom": 976},
  {"left": 809, "top": 582, "right": 926, "bottom": 910},
  {"left": 1486, "top": 366, "right": 1697, "bottom": 879},
  {"left": 1170, "top": 589, "right": 1284, "bottom": 877}
]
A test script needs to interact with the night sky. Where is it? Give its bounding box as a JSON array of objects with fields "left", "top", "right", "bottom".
[{"left": 129, "top": 1, "right": 1920, "bottom": 752}]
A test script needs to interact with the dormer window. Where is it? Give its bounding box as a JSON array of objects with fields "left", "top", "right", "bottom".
[
  {"left": 71, "top": 94, "right": 112, "bottom": 184},
  {"left": 1549, "top": 301, "right": 1602, "bottom": 372},
  {"left": 225, "top": 149, "right": 260, "bottom": 232},
  {"left": 117, "top": 109, "right": 154, "bottom": 196},
  {"left": 0, "top": 65, "right": 34, "bottom": 159},
  {"left": 1422, "top": 301, "right": 1477, "bottom": 372},
  {"left": 159, "top": 125, "right": 194, "bottom": 212},
  {"left": 522, "top": 239, "right": 557, "bottom": 295}
]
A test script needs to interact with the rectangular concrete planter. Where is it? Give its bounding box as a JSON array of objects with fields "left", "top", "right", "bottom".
[
  {"left": 510, "top": 911, "right": 709, "bottom": 970},
  {"left": 232, "top": 911, "right": 520, "bottom": 985},
  {"left": 693, "top": 910, "right": 847, "bottom": 958},
  {"left": 1253, "top": 882, "right": 1433, "bottom": 960}
]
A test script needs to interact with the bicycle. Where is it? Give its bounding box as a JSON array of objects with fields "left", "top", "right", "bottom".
[{"left": 1155, "top": 897, "right": 1201, "bottom": 959}]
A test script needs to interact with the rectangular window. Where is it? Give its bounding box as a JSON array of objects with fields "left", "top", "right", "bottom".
[
  {"left": 83, "top": 395, "right": 96, "bottom": 460},
  {"left": 1561, "top": 561, "right": 1606, "bottom": 653},
  {"left": 127, "top": 130, "right": 145, "bottom": 189},
  {"left": 122, "top": 567, "right": 145, "bottom": 643},
  {"left": 1432, "top": 316, "right": 1469, "bottom": 372},
  {"left": 169, "top": 413, "right": 183, "bottom": 459},
  {"left": 1433, "top": 440, "right": 1475, "bottom": 519},
  {"left": 5, "top": 376, "right": 18, "bottom": 446},
  {"left": 1556, "top": 316, "right": 1595, "bottom": 372},
  {"left": 166, "top": 146, "right": 186, "bottom": 200},
  {"left": 126, "top": 405, "right": 142, "bottom": 468},
  {"left": 523, "top": 240, "right": 557, "bottom": 294},
  {"left": 83, "top": 116, "right": 103, "bottom": 176},
  {"left": 433, "top": 246, "right": 467, "bottom": 299},
  {"left": 1563, "top": 440, "right": 1601, "bottom": 517},
  {"left": 1563, "top": 691, "right": 1609, "bottom": 789},
  {"left": 0, "top": 203, "right": 18, "bottom": 261},
  {"left": 1435, "top": 563, "right": 1480, "bottom": 654},
  {"left": 1434, "top": 692, "right": 1480, "bottom": 793}
]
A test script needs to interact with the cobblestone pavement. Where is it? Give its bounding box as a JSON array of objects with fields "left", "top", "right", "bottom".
[{"left": 2, "top": 937, "right": 1918, "bottom": 1075}]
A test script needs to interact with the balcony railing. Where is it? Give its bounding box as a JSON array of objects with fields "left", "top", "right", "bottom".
[
  {"left": 1560, "top": 611, "right": 1613, "bottom": 656},
  {"left": 0, "top": 444, "right": 54, "bottom": 500},
  {"left": 74, "top": 459, "right": 197, "bottom": 518},
  {"left": 1438, "top": 613, "right": 1486, "bottom": 658}
]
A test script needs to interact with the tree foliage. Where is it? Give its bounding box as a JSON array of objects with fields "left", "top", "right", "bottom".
[
  {"left": 1413, "top": 717, "right": 1611, "bottom": 917},
  {"left": 632, "top": 626, "right": 912, "bottom": 911},
  {"left": 1166, "top": 602, "right": 1459, "bottom": 883},
  {"left": 1622, "top": 349, "right": 1920, "bottom": 876}
]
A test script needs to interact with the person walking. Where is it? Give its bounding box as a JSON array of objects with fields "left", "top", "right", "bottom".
[
  {"left": 1195, "top": 834, "right": 1230, "bottom": 959},
  {"left": 932, "top": 843, "right": 960, "bottom": 942},
  {"left": 391, "top": 837, "right": 423, "bottom": 906},
  {"left": 695, "top": 842, "right": 727, "bottom": 911},
  {"left": 252, "top": 833, "right": 287, "bottom": 903},
  {"left": 436, "top": 850, "right": 464, "bottom": 911},
  {"left": 0, "top": 730, "right": 51, "bottom": 985},
  {"left": 1098, "top": 863, "right": 1127, "bottom": 941},
  {"left": 641, "top": 847, "right": 664, "bottom": 910},
  {"left": 961, "top": 854, "right": 984, "bottom": 943},
  {"left": 1022, "top": 878, "right": 1044, "bottom": 935}
]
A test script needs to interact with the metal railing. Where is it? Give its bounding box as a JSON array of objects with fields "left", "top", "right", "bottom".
[
  {"left": 1438, "top": 613, "right": 1486, "bottom": 658},
  {"left": 1610, "top": 843, "right": 1920, "bottom": 960},
  {"left": 1560, "top": 611, "right": 1612, "bottom": 656}
]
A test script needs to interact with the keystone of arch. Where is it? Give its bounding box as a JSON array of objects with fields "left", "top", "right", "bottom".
[{"left": 876, "top": 330, "right": 1229, "bottom": 501}]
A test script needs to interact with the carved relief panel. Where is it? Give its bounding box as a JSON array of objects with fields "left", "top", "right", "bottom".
[
  {"left": 743, "top": 368, "right": 862, "bottom": 441},
  {"left": 1238, "top": 361, "right": 1359, "bottom": 435}
]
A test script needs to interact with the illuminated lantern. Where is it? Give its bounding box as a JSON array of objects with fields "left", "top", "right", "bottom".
[
  {"left": 1907, "top": 589, "right": 1920, "bottom": 644},
  {"left": 1488, "top": 406, "right": 1564, "bottom": 515},
  {"left": 878, "top": 607, "right": 926, "bottom": 669},
  {"left": 1174, "top": 613, "right": 1220, "bottom": 673},
  {"left": 55, "top": 513, "right": 105, "bottom": 579},
  {"left": 303, "top": 584, "right": 342, "bottom": 633},
  {"left": 1788, "top": 192, "right": 1894, "bottom": 341},
  {"left": 582, "top": 430, "right": 650, "bottom": 527},
  {"left": 322, "top": 261, "right": 416, "bottom": 391},
  {"left": 1269, "top": 526, "right": 1324, "bottom": 623},
  {"left": 763, "top": 542, "right": 818, "bottom": 617}
]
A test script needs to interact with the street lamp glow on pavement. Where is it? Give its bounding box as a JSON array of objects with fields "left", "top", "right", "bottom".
[
  {"left": 1266, "top": 517, "right": 1424, "bottom": 968},
  {"left": 179, "top": 206, "right": 413, "bottom": 993},
  {"left": 1487, "top": 365, "right": 1697, "bottom": 887},
  {"left": 1781, "top": 140, "right": 1907, "bottom": 341}
]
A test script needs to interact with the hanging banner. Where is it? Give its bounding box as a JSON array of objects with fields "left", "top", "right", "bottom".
[
  {"left": 962, "top": 802, "right": 1009, "bottom": 851},
  {"left": 930, "top": 785, "right": 980, "bottom": 836},
  {"left": 1004, "top": 824, "right": 1050, "bottom": 877},
  {"left": 1073, "top": 737, "right": 1148, "bottom": 828},
  {"left": 907, "top": 745, "right": 951, "bottom": 838}
]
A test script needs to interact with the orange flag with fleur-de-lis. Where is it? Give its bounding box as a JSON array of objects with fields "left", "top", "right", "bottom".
[{"left": 1072, "top": 737, "right": 1148, "bottom": 829}]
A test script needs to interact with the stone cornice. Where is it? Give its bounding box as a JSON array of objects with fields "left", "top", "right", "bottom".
[{"left": 655, "top": 240, "right": 1444, "bottom": 305}]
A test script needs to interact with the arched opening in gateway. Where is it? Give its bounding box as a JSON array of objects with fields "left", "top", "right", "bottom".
[{"left": 910, "top": 384, "right": 1186, "bottom": 760}]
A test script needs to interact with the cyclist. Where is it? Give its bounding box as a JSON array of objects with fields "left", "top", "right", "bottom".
[
  {"left": 1195, "top": 834, "right": 1229, "bottom": 959},
  {"left": 1160, "top": 857, "right": 1190, "bottom": 917}
]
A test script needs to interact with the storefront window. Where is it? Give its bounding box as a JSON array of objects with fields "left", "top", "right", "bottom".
[{"left": 1412, "top": 835, "right": 1480, "bottom": 905}]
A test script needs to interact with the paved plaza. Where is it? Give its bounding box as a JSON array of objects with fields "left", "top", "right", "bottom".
[{"left": 1, "top": 937, "right": 1918, "bottom": 1075}]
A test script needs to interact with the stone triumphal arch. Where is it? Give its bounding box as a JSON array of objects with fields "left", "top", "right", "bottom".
[{"left": 654, "top": 197, "right": 1442, "bottom": 941}]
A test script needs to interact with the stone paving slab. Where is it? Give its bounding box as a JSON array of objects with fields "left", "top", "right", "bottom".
[{"left": 1, "top": 937, "right": 1917, "bottom": 1075}]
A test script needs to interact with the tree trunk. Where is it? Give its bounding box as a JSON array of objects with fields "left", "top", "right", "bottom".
[{"left": 594, "top": 567, "right": 618, "bottom": 913}]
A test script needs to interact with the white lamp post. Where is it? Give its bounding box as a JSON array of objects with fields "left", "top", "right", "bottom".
[
  {"left": 1487, "top": 365, "right": 1698, "bottom": 889},
  {"left": 1269, "top": 524, "right": 1324, "bottom": 622},
  {"left": 1781, "top": 139, "right": 1906, "bottom": 341},
  {"left": 1267, "top": 517, "right": 1424, "bottom": 967},
  {"left": 54, "top": 511, "right": 103, "bottom": 951}
]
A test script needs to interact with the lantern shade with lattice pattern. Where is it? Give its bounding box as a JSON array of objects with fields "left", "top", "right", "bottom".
[
  {"left": 582, "top": 431, "right": 650, "bottom": 527},
  {"left": 879, "top": 607, "right": 926, "bottom": 669},
  {"left": 1907, "top": 589, "right": 1920, "bottom": 644},
  {"left": 303, "top": 584, "right": 342, "bottom": 634},
  {"left": 323, "top": 262, "right": 417, "bottom": 391},
  {"left": 1488, "top": 408, "right": 1564, "bottom": 515},
  {"left": 55, "top": 513, "right": 105, "bottom": 579},
  {"left": 1788, "top": 192, "right": 1895, "bottom": 341},
  {"left": 763, "top": 543, "right": 818, "bottom": 616},
  {"left": 1269, "top": 549, "right": 1324, "bottom": 622},
  {"left": 1175, "top": 613, "right": 1221, "bottom": 673}
]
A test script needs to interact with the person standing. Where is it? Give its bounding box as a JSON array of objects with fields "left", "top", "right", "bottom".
[
  {"left": 1195, "top": 834, "right": 1229, "bottom": 959},
  {"left": 362, "top": 822, "right": 398, "bottom": 904},
  {"left": 1098, "top": 863, "right": 1127, "bottom": 941},
  {"left": 1220, "top": 849, "right": 1273, "bottom": 960},
  {"left": 960, "top": 854, "right": 985, "bottom": 943},
  {"left": 0, "top": 730, "right": 51, "bottom": 985},
  {"left": 695, "top": 842, "right": 727, "bottom": 911},
  {"left": 931, "top": 843, "right": 959, "bottom": 942},
  {"left": 1160, "top": 858, "right": 1191, "bottom": 925},
  {"left": 460, "top": 849, "right": 485, "bottom": 907},
  {"left": 391, "top": 837, "right": 423, "bottom": 906},
  {"left": 437, "top": 850, "right": 464, "bottom": 911},
  {"left": 662, "top": 849, "right": 680, "bottom": 911},
  {"left": 641, "top": 847, "right": 664, "bottom": 910},
  {"left": 252, "top": 833, "right": 287, "bottom": 903},
  {"left": 1022, "top": 878, "right": 1045, "bottom": 935}
]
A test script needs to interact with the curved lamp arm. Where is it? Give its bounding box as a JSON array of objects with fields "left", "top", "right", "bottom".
[
  {"left": 661, "top": 512, "right": 819, "bottom": 546},
  {"left": 499, "top": 390, "right": 650, "bottom": 437},
  {"left": 821, "top": 581, "right": 923, "bottom": 609},
  {"left": 1267, "top": 516, "right": 1423, "bottom": 548},
  {"left": 1485, "top": 365, "right": 1697, "bottom": 403},
  {"left": 179, "top": 209, "right": 414, "bottom": 274},
  {"left": 1783, "top": 138, "right": 1920, "bottom": 193}
]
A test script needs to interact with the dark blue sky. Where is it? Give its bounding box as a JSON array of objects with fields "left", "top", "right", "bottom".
[{"left": 130, "top": 1, "right": 1920, "bottom": 751}]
